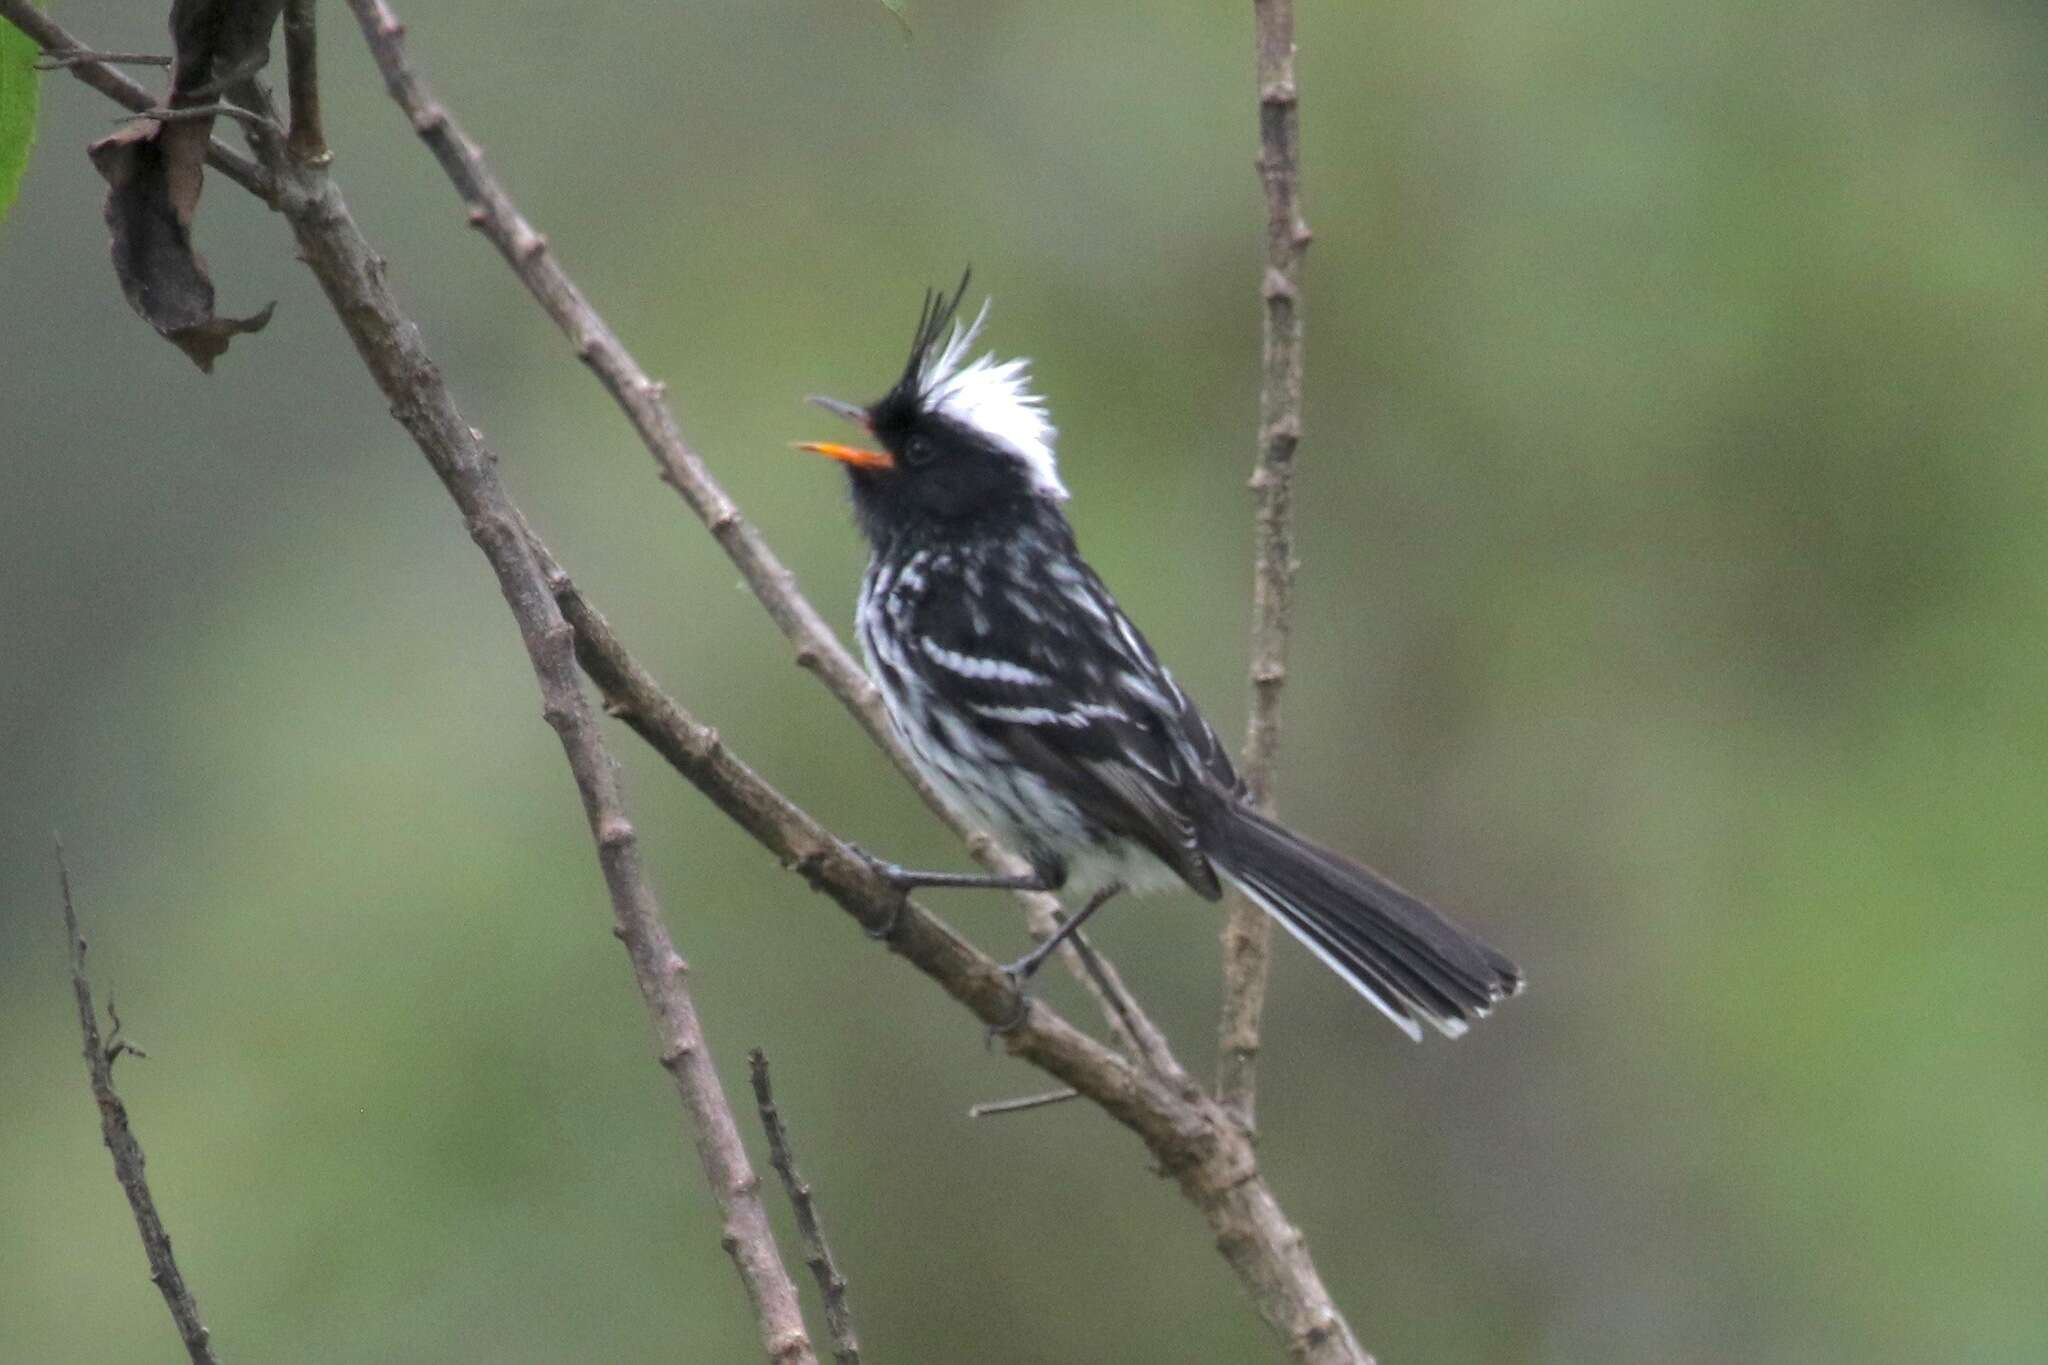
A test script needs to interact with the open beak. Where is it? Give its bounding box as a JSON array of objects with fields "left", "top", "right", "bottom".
[
  {"left": 806, "top": 394, "right": 870, "bottom": 426},
  {"left": 793, "top": 440, "right": 894, "bottom": 471},
  {"left": 795, "top": 395, "right": 894, "bottom": 470}
]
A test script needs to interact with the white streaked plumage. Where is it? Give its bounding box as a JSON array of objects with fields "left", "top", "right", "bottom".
[
  {"left": 917, "top": 636, "right": 1050, "bottom": 688},
  {"left": 917, "top": 301, "right": 1067, "bottom": 503},
  {"left": 855, "top": 530, "right": 1186, "bottom": 902},
  {"left": 966, "top": 701, "right": 1129, "bottom": 729}
]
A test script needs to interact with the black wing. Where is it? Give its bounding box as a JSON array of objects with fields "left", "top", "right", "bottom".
[{"left": 901, "top": 527, "right": 1239, "bottom": 897}]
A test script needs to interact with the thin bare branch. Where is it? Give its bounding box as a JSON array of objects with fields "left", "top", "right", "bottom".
[
  {"left": 334, "top": 0, "right": 1179, "bottom": 1079},
  {"left": 216, "top": 99, "right": 818, "bottom": 1365},
  {"left": 0, "top": 1, "right": 271, "bottom": 201},
  {"left": 282, "top": 0, "right": 327, "bottom": 165},
  {"left": 967, "top": 1088, "right": 1080, "bottom": 1119},
  {"left": 35, "top": 51, "right": 171, "bottom": 70},
  {"left": 1219, "top": 0, "right": 1314, "bottom": 1132},
  {"left": 121, "top": 102, "right": 279, "bottom": 134},
  {"left": 56, "top": 842, "right": 223, "bottom": 1365},
  {"left": 748, "top": 1052, "right": 861, "bottom": 1365}
]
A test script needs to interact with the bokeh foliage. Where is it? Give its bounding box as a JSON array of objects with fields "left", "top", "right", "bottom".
[
  {"left": 3, "top": 1, "right": 2044, "bottom": 1361},
  {"left": 0, "top": 5, "right": 36, "bottom": 223}
]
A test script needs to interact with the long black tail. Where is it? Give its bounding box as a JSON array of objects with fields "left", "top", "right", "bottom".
[{"left": 1208, "top": 805, "right": 1523, "bottom": 1040}]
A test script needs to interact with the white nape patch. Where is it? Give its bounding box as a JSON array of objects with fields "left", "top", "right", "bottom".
[{"left": 920, "top": 300, "right": 1067, "bottom": 501}]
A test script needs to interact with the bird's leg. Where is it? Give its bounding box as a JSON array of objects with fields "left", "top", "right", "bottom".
[
  {"left": 881, "top": 866, "right": 1051, "bottom": 891},
  {"left": 986, "top": 882, "right": 1127, "bottom": 1040},
  {"left": 856, "top": 848, "right": 1062, "bottom": 894},
  {"left": 1001, "top": 882, "right": 1125, "bottom": 985},
  {"left": 854, "top": 853, "right": 1062, "bottom": 944}
]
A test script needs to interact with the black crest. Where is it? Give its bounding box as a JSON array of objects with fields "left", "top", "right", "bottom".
[{"left": 873, "top": 267, "right": 973, "bottom": 430}]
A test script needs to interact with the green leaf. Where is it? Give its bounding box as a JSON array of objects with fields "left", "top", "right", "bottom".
[{"left": 0, "top": 11, "right": 38, "bottom": 225}]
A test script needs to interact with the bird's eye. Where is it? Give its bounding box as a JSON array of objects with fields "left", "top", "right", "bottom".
[{"left": 904, "top": 435, "right": 937, "bottom": 467}]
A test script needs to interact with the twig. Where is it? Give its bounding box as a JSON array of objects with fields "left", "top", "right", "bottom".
[
  {"left": 18, "top": 8, "right": 1375, "bottom": 1358},
  {"left": 748, "top": 1052, "right": 861, "bottom": 1365},
  {"left": 282, "top": 0, "right": 327, "bottom": 165},
  {"left": 35, "top": 50, "right": 171, "bottom": 70},
  {"left": 121, "top": 102, "right": 280, "bottom": 135},
  {"left": 104, "top": 998, "right": 149, "bottom": 1063},
  {"left": 1218, "top": 0, "right": 1314, "bottom": 1133},
  {"left": 967, "top": 1088, "right": 1080, "bottom": 1119},
  {"left": 56, "top": 841, "right": 223, "bottom": 1365},
  {"left": 0, "top": 1, "right": 271, "bottom": 201},
  {"left": 336, "top": 0, "right": 1179, "bottom": 1082},
  {"left": 214, "top": 53, "right": 818, "bottom": 1365}
]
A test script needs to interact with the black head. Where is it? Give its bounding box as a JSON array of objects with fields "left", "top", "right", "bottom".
[{"left": 798, "top": 272, "right": 1065, "bottom": 547}]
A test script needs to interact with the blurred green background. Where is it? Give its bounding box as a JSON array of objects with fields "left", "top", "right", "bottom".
[{"left": 4, "top": 1, "right": 2044, "bottom": 1360}]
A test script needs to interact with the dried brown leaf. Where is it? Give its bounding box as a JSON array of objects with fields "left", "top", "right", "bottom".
[
  {"left": 85, "top": 0, "right": 285, "bottom": 371},
  {"left": 88, "top": 118, "right": 272, "bottom": 372}
]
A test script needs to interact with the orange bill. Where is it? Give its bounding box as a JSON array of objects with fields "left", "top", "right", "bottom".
[{"left": 792, "top": 440, "right": 895, "bottom": 471}]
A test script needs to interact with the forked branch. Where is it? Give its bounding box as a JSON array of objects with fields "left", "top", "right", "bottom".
[{"left": 535, "top": 502, "right": 1372, "bottom": 1364}]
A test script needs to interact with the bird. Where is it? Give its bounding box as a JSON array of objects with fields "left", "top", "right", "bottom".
[{"left": 796, "top": 273, "right": 1522, "bottom": 1039}]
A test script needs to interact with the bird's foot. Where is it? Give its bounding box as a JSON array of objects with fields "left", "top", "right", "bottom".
[
  {"left": 999, "top": 937, "right": 1063, "bottom": 987},
  {"left": 840, "top": 845, "right": 911, "bottom": 941},
  {"left": 984, "top": 964, "right": 1035, "bottom": 1045},
  {"left": 981, "top": 936, "right": 1061, "bottom": 1045},
  {"left": 846, "top": 843, "right": 912, "bottom": 889}
]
